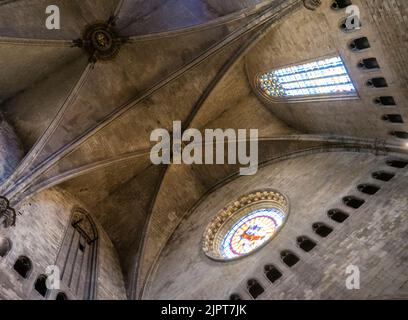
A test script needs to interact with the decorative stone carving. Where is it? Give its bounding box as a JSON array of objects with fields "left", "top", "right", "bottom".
[
  {"left": 303, "top": 0, "right": 322, "bottom": 10},
  {"left": 74, "top": 21, "right": 127, "bottom": 62},
  {"left": 202, "top": 190, "right": 289, "bottom": 261},
  {"left": 0, "top": 196, "right": 16, "bottom": 228},
  {"left": 71, "top": 209, "right": 98, "bottom": 243}
]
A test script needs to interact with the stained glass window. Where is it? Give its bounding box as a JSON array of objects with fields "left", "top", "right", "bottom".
[
  {"left": 220, "top": 208, "right": 285, "bottom": 259},
  {"left": 258, "top": 56, "right": 356, "bottom": 100},
  {"left": 202, "top": 190, "right": 288, "bottom": 261}
]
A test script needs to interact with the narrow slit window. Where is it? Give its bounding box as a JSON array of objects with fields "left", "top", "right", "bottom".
[{"left": 258, "top": 56, "right": 357, "bottom": 101}]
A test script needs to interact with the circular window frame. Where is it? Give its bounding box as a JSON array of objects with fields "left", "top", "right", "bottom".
[{"left": 202, "top": 190, "right": 289, "bottom": 262}]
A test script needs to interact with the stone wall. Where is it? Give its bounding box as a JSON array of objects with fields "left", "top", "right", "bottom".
[
  {"left": 0, "top": 116, "right": 23, "bottom": 183},
  {"left": 144, "top": 151, "right": 408, "bottom": 299},
  {"left": 0, "top": 187, "right": 127, "bottom": 300},
  {"left": 246, "top": 0, "right": 408, "bottom": 140}
]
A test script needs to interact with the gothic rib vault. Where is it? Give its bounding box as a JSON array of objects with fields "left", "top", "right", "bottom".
[{"left": 0, "top": 0, "right": 407, "bottom": 300}]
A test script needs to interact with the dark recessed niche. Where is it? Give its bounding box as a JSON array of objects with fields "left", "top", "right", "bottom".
[
  {"left": 313, "top": 223, "right": 333, "bottom": 238},
  {"left": 366, "top": 77, "right": 388, "bottom": 88},
  {"left": 374, "top": 96, "right": 396, "bottom": 106},
  {"left": 0, "top": 237, "right": 12, "bottom": 257},
  {"left": 264, "top": 265, "right": 283, "bottom": 283},
  {"left": 297, "top": 236, "right": 317, "bottom": 252},
  {"left": 349, "top": 37, "right": 370, "bottom": 51},
  {"left": 372, "top": 171, "right": 395, "bottom": 182},
  {"left": 247, "top": 279, "right": 264, "bottom": 299},
  {"left": 229, "top": 293, "right": 242, "bottom": 301},
  {"left": 34, "top": 275, "right": 48, "bottom": 297},
  {"left": 328, "top": 209, "right": 350, "bottom": 223},
  {"left": 281, "top": 251, "right": 300, "bottom": 267},
  {"left": 343, "top": 196, "right": 365, "bottom": 209},
  {"left": 357, "top": 184, "right": 380, "bottom": 195},
  {"left": 13, "top": 256, "right": 32, "bottom": 279},
  {"left": 358, "top": 58, "right": 380, "bottom": 70},
  {"left": 56, "top": 292, "right": 68, "bottom": 300},
  {"left": 331, "top": 0, "right": 352, "bottom": 10},
  {"left": 382, "top": 114, "right": 404, "bottom": 124},
  {"left": 386, "top": 159, "right": 408, "bottom": 169},
  {"left": 391, "top": 131, "right": 408, "bottom": 139}
]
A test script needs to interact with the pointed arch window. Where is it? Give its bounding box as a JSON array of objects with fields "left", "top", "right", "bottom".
[
  {"left": 55, "top": 208, "right": 98, "bottom": 300},
  {"left": 257, "top": 56, "right": 357, "bottom": 102}
]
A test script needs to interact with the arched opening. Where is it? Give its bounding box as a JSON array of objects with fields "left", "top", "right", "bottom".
[
  {"left": 366, "top": 77, "right": 388, "bottom": 88},
  {"left": 358, "top": 58, "right": 380, "bottom": 70},
  {"left": 55, "top": 209, "right": 99, "bottom": 300},
  {"left": 358, "top": 184, "right": 380, "bottom": 195},
  {"left": 281, "top": 250, "right": 300, "bottom": 267},
  {"left": 372, "top": 171, "right": 395, "bottom": 182},
  {"left": 264, "top": 264, "right": 282, "bottom": 283},
  {"left": 391, "top": 131, "right": 408, "bottom": 139},
  {"left": 13, "top": 256, "right": 32, "bottom": 279},
  {"left": 386, "top": 160, "right": 408, "bottom": 169},
  {"left": 343, "top": 196, "right": 365, "bottom": 209},
  {"left": 374, "top": 96, "right": 396, "bottom": 106},
  {"left": 382, "top": 114, "right": 404, "bottom": 124},
  {"left": 56, "top": 292, "right": 68, "bottom": 300},
  {"left": 328, "top": 209, "right": 349, "bottom": 223},
  {"left": 297, "top": 236, "right": 317, "bottom": 252},
  {"left": 349, "top": 37, "right": 370, "bottom": 51},
  {"left": 34, "top": 275, "right": 48, "bottom": 297},
  {"left": 0, "top": 236, "right": 11, "bottom": 257},
  {"left": 331, "top": 0, "right": 352, "bottom": 10},
  {"left": 247, "top": 279, "right": 264, "bottom": 299},
  {"left": 313, "top": 223, "right": 333, "bottom": 238}
]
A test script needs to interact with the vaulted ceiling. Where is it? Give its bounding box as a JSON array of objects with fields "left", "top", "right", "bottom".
[{"left": 0, "top": 0, "right": 407, "bottom": 299}]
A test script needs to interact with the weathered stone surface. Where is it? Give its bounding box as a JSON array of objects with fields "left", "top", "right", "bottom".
[
  {"left": 0, "top": 118, "right": 23, "bottom": 183},
  {"left": 0, "top": 0, "right": 407, "bottom": 300},
  {"left": 0, "top": 188, "right": 127, "bottom": 300},
  {"left": 145, "top": 152, "right": 408, "bottom": 300}
]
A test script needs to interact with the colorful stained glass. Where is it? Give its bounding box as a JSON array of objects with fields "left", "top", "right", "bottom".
[
  {"left": 258, "top": 56, "right": 356, "bottom": 99},
  {"left": 220, "top": 208, "right": 285, "bottom": 259}
]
